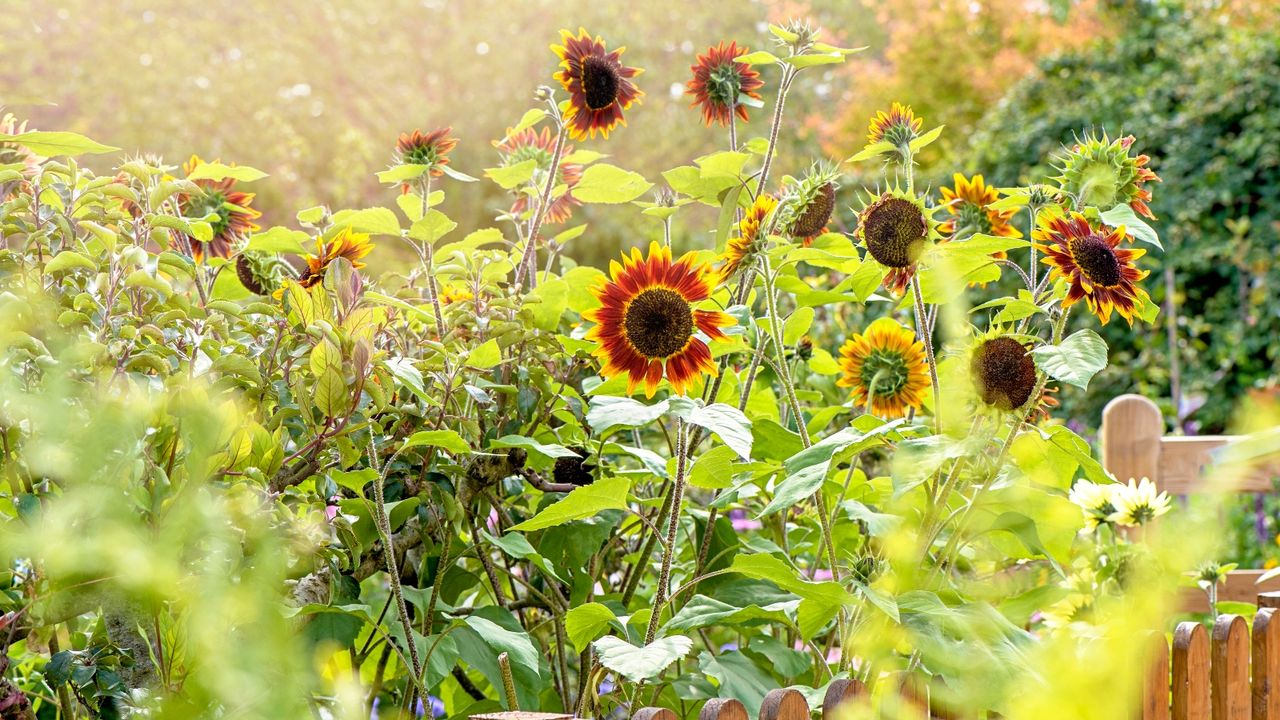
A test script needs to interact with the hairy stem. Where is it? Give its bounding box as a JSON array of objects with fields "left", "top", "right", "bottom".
[{"left": 645, "top": 419, "right": 689, "bottom": 644}]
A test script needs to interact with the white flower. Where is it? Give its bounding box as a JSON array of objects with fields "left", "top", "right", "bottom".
[
  {"left": 1109, "top": 477, "right": 1172, "bottom": 527},
  {"left": 1068, "top": 479, "right": 1119, "bottom": 532}
]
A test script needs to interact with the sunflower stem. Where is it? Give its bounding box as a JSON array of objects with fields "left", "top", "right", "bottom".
[
  {"left": 645, "top": 418, "right": 689, "bottom": 645},
  {"left": 1028, "top": 205, "right": 1040, "bottom": 289},
  {"left": 415, "top": 175, "right": 448, "bottom": 341},
  {"left": 516, "top": 123, "right": 568, "bottom": 291},
  {"left": 755, "top": 66, "right": 796, "bottom": 195},
  {"left": 760, "top": 258, "right": 842, "bottom": 588},
  {"left": 910, "top": 276, "right": 941, "bottom": 435}
]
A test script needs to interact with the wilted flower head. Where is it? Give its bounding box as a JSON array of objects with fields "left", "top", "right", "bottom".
[
  {"left": 686, "top": 41, "right": 765, "bottom": 128},
  {"left": 856, "top": 188, "right": 938, "bottom": 294},
  {"left": 780, "top": 163, "right": 840, "bottom": 243},
  {"left": 969, "top": 335, "right": 1038, "bottom": 413}
]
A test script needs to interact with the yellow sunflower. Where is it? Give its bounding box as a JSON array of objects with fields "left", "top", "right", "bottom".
[
  {"left": 836, "top": 317, "right": 930, "bottom": 419},
  {"left": 1034, "top": 211, "right": 1150, "bottom": 325},
  {"left": 439, "top": 285, "right": 475, "bottom": 305},
  {"left": 939, "top": 173, "right": 1021, "bottom": 240},
  {"left": 552, "top": 28, "right": 644, "bottom": 141},
  {"left": 298, "top": 228, "right": 375, "bottom": 288},
  {"left": 583, "top": 242, "right": 734, "bottom": 397},
  {"left": 866, "top": 102, "right": 923, "bottom": 147},
  {"left": 719, "top": 193, "right": 777, "bottom": 280}
]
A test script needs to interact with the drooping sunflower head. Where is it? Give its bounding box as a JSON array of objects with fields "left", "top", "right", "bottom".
[
  {"left": 836, "top": 317, "right": 930, "bottom": 419},
  {"left": 866, "top": 102, "right": 923, "bottom": 148},
  {"left": 779, "top": 162, "right": 841, "bottom": 242},
  {"left": 495, "top": 126, "right": 583, "bottom": 224},
  {"left": 235, "top": 250, "right": 291, "bottom": 296},
  {"left": 298, "top": 227, "right": 375, "bottom": 289},
  {"left": 552, "top": 28, "right": 644, "bottom": 141},
  {"left": 395, "top": 127, "right": 458, "bottom": 178},
  {"left": 1053, "top": 132, "right": 1161, "bottom": 219},
  {"left": 856, "top": 188, "right": 940, "bottom": 294},
  {"left": 939, "top": 173, "right": 1021, "bottom": 241},
  {"left": 583, "top": 242, "right": 734, "bottom": 397},
  {"left": 685, "top": 41, "right": 765, "bottom": 128},
  {"left": 720, "top": 193, "right": 778, "bottom": 281},
  {"left": 1034, "top": 211, "right": 1150, "bottom": 325},
  {"left": 180, "top": 155, "right": 262, "bottom": 261},
  {"left": 968, "top": 333, "right": 1039, "bottom": 413}
]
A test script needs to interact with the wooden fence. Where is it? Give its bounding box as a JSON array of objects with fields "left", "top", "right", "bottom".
[{"left": 1101, "top": 394, "right": 1280, "bottom": 607}]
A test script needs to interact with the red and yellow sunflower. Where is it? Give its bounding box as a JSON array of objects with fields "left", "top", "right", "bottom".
[
  {"left": 836, "top": 317, "right": 930, "bottom": 419},
  {"left": 939, "top": 174, "right": 1021, "bottom": 240},
  {"left": 685, "top": 41, "right": 765, "bottom": 128},
  {"left": 552, "top": 28, "right": 644, "bottom": 141},
  {"left": 298, "top": 228, "right": 375, "bottom": 288},
  {"left": 394, "top": 128, "right": 458, "bottom": 193},
  {"left": 179, "top": 155, "right": 262, "bottom": 261},
  {"left": 866, "top": 102, "right": 923, "bottom": 147},
  {"left": 719, "top": 193, "right": 777, "bottom": 280},
  {"left": 495, "top": 126, "right": 583, "bottom": 224},
  {"left": 1034, "top": 211, "right": 1150, "bottom": 325},
  {"left": 583, "top": 242, "right": 734, "bottom": 397}
]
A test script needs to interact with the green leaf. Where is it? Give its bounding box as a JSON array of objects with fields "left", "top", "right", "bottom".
[
  {"left": 701, "top": 651, "right": 775, "bottom": 718},
  {"left": 331, "top": 207, "right": 401, "bottom": 236},
  {"left": 689, "top": 445, "right": 739, "bottom": 490},
  {"left": 246, "top": 227, "right": 311, "bottom": 255},
  {"left": 464, "top": 338, "right": 501, "bottom": 369},
  {"left": 593, "top": 635, "right": 692, "bottom": 683},
  {"left": 408, "top": 210, "right": 457, "bottom": 243},
  {"left": 782, "top": 307, "right": 814, "bottom": 344},
  {"left": 1100, "top": 203, "right": 1162, "bottom": 250},
  {"left": 727, "top": 554, "right": 854, "bottom": 640},
  {"left": 402, "top": 430, "right": 470, "bottom": 455},
  {"left": 489, "top": 435, "right": 580, "bottom": 462},
  {"left": 438, "top": 164, "right": 479, "bottom": 183},
  {"left": 511, "top": 108, "right": 547, "bottom": 134},
  {"left": 666, "top": 595, "right": 791, "bottom": 632},
  {"left": 585, "top": 396, "right": 669, "bottom": 434},
  {"left": 485, "top": 159, "right": 538, "bottom": 190},
  {"left": 667, "top": 399, "right": 753, "bottom": 460},
  {"left": 908, "top": 125, "right": 945, "bottom": 152},
  {"left": 565, "top": 603, "right": 618, "bottom": 653},
  {"left": 375, "top": 164, "right": 431, "bottom": 184},
  {"left": 44, "top": 250, "right": 97, "bottom": 274},
  {"left": 185, "top": 161, "right": 267, "bottom": 183},
  {"left": 480, "top": 531, "right": 566, "bottom": 584},
  {"left": 525, "top": 276, "right": 568, "bottom": 331},
  {"left": 784, "top": 52, "right": 846, "bottom": 68},
  {"left": 846, "top": 141, "right": 895, "bottom": 163},
  {"left": 460, "top": 616, "right": 542, "bottom": 687},
  {"left": 6, "top": 130, "right": 119, "bottom": 156},
  {"left": 573, "top": 164, "right": 652, "bottom": 204},
  {"left": 1031, "top": 329, "right": 1108, "bottom": 390},
  {"left": 509, "top": 476, "right": 629, "bottom": 531},
  {"left": 736, "top": 50, "right": 780, "bottom": 65},
  {"left": 313, "top": 366, "right": 348, "bottom": 417}
]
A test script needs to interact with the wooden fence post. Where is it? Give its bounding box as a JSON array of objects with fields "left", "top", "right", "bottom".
[
  {"left": 698, "top": 698, "right": 748, "bottom": 720},
  {"left": 632, "top": 709, "right": 678, "bottom": 720},
  {"left": 1144, "top": 631, "right": 1171, "bottom": 720},
  {"left": 1174, "top": 621, "right": 1211, "bottom": 720},
  {"left": 1212, "top": 615, "right": 1250, "bottom": 719},
  {"left": 471, "top": 713, "right": 575, "bottom": 720},
  {"left": 1102, "top": 394, "right": 1164, "bottom": 487},
  {"left": 1255, "top": 608, "right": 1280, "bottom": 720},
  {"left": 822, "top": 678, "right": 867, "bottom": 716},
  {"left": 759, "top": 688, "right": 809, "bottom": 720}
]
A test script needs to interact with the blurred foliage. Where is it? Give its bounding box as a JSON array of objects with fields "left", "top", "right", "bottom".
[{"left": 965, "top": 0, "right": 1280, "bottom": 434}]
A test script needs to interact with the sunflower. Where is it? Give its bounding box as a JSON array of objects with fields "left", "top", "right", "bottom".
[
  {"left": 552, "top": 28, "right": 644, "bottom": 141},
  {"left": 856, "top": 189, "right": 939, "bottom": 295},
  {"left": 780, "top": 162, "right": 841, "bottom": 244},
  {"left": 495, "top": 126, "right": 583, "bottom": 224},
  {"left": 685, "top": 41, "right": 765, "bottom": 128},
  {"left": 719, "top": 193, "right": 777, "bottom": 280},
  {"left": 395, "top": 128, "right": 457, "bottom": 176},
  {"left": 939, "top": 174, "right": 1021, "bottom": 240},
  {"left": 583, "top": 242, "right": 734, "bottom": 397},
  {"left": 0, "top": 114, "right": 42, "bottom": 188},
  {"left": 1068, "top": 480, "right": 1119, "bottom": 533},
  {"left": 1053, "top": 132, "right": 1161, "bottom": 219},
  {"left": 235, "top": 250, "right": 290, "bottom": 296},
  {"left": 1034, "top": 211, "right": 1150, "bottom": 325},
  {"left": 179, "top": 155, "right": 262, "bottom": 261},
  {"left": 298, "top": 228, "right": 375, "bottom": 289},
  {"left": 836, "top": 317, "right": 930, "bottom": 419},
  {"left": 1109, "top": 478, "right": 1171, "bottom": 527},
  {"left": 866, "top": 102, "right": 923, "bottom": 147}
]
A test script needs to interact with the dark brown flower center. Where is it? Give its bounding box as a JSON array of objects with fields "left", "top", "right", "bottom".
[
  {"left": 791, "top": 182, "right": 836, "bottom": 238},
  {"left": 1068, "top": 232, "right": 1122, "bottom": 287},
  {"left": 624, "top": 288, "right": 693, "bottom": 359},
  {"left": 860, "top": 349, "right": 910, "bottom": 398},
  {"left": 862, "top": 197, "right": 926, "bottom": 268},
  {"left": 580, "top": 55, "right": 620, "bottom": 111},
  {"left": 971, "top": 336, "right": 1037, "bottom": 411}
]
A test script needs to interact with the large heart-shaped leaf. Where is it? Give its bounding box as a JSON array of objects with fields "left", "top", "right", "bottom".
[
  {"left": 593, "top": 635, "right": 692, "bottom": 682},
  {"left": 1031, "top": 329, "right": 1108, "bottom": 390}
]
